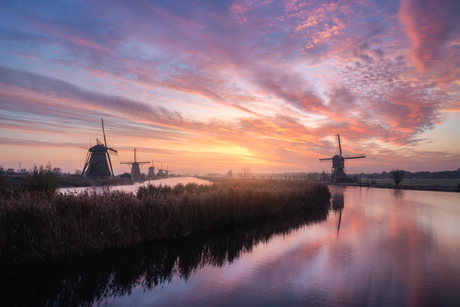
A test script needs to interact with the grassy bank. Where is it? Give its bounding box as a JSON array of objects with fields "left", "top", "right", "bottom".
[{"left": 0, "top": 180, "right": 330, "bottom": 268}]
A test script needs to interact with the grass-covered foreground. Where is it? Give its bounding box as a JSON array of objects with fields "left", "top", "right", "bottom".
[{"left": 0, "top": 179, "right": 330, "bottom": 268}]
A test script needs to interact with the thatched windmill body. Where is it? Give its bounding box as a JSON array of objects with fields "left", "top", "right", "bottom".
[
  {"left": 147, "top": 160, "right": 155, "bottom": 177},
  {"left": 165, "top": 166, "right": 173, "bottom": 177},
  {"left": 120, "top": 148, "right": 149, "bottom": 179},
  {"left": 319, "top": 134, "right": 365, "bottom": 183},
  {"left": 156, "top": 163, "right": 167, "bottom": 178},
  {"left": 82, "top": 119, "right": 118, "bottom": 178}
]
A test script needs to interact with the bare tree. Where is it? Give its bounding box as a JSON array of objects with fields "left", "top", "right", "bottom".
[
  {"left": 391, "top": 169, "right": 405, "bottom": 185},
  {"left": 238, "top": 167, "right": 252, "bottom": 179},
  {"left": 227, "top": 170, "right": 233, "bottom": 178}
]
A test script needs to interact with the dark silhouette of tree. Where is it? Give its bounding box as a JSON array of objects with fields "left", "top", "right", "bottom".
[
  {"left": 227, "top": 170, "right": 233, "bottom": 178},
  {"left": 391, "top": 169, "right": 405, "bottom": 185}
]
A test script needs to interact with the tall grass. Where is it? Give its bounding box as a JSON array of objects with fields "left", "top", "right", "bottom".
[
  {"left": 2, "top": 204, "right": 330, "bottom": 307},
  {"left": 0, "top": 180, "right": 330, "bottom": 267}
]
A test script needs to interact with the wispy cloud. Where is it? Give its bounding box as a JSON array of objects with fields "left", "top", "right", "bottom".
[{"left": 0, "top": 0, "right": 459, "bottom": 173}]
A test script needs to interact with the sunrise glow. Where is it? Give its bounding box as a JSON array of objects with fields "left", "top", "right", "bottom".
[{"left": 1, "top": 0, "right": 459, "bottom": 175}]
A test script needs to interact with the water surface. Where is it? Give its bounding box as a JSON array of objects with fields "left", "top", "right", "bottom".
[
  {"left": 59, "top": 176, "right": 211, "bottom": 194},
  {"left": 3, "top": 186, "right": 459, "bottom": 306}
]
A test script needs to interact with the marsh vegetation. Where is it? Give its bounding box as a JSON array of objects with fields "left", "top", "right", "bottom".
[{"left": 0, "top": 179, "right": 330, "bottom": 269}]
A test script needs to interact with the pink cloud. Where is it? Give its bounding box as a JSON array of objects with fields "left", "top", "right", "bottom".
[{"left": 399, "top": 0, "right": 460, "bottom": 72}]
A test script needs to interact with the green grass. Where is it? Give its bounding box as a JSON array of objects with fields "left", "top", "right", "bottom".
[{"left": 0, "top": 180, "right": 330, "bottom": 268}]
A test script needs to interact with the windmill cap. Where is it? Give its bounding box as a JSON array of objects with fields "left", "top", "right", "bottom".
[{"left": 89, "top": 144, "right": 108, "bottom": 152}]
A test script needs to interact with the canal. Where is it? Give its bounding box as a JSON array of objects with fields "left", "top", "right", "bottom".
[{"left": 3, "top": 185, "right": 459, "bottom": 306}]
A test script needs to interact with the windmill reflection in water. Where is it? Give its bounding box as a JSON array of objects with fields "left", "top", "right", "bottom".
[{"left": 332, "top": 188, "right": 345, "bottom": 236}]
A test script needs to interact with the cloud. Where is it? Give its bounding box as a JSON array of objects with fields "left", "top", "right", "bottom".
[
  {"left": 1, "top": 1, "right": 459, "bottom": 173},
  {"left": 399, "top": 0, "right": 460, "bottom": 71}
]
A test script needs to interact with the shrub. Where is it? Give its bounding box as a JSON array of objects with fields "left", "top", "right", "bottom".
[{"left": 28, "top": 164, "right": 60, "bottom": 193}]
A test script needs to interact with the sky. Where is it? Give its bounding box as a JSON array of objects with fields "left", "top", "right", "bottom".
[{"left": 0, "top": 0, "right": 459, "bottom": 175}]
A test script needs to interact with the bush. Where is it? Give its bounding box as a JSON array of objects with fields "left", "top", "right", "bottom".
[{"left": 28, "top": 164, "right": 60, "bottom": 193}]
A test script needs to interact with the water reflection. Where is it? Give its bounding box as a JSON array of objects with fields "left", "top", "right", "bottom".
[
  {"left": 331, "top": 187, "right": 345, "bottom": 236},
  {"left": 59, "top": 177, "right": 211, "bottom": 194},
  {"left": 393, "top": 188, "right": 404, "bottom": 198},
  {"left": 1, "top": 203, "right": 330, "bottom": 307}
]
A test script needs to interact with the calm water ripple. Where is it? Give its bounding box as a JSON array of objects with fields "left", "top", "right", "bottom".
[{"left": 2, "top": 186, "right": 459, "bottom": 307}]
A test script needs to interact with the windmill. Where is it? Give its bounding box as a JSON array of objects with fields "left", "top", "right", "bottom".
[
  {"left": 165, "top": 165, "right": 173, "bottom": 177},
  {"left": 120, "top": 148, "right": 149, "bottom": 179},
  {"left": 82, "top": 119, "right": 118, "bottom": 178},
  {"left": 319, "top": 134, "right": 365, "bottom": 183},
  {"left": 156, "top": 163, "right": 167, "bottom": 178},
  {"left": 147, "top": 160, "right": 155, "bottom": 177}
]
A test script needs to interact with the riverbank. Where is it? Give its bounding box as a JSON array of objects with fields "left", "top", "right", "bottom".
[{"left": 0, "top": 180, "right": 330, "bottom": 270}]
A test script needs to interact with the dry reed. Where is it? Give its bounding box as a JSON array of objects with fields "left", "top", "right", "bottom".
[{"left": 0, "top": 180, "right": 330, "bottom": 267}]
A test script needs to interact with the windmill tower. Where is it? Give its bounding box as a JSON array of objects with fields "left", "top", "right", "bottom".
[
  {"left": 82, "top": 119, "right": 118, "bottom": 178},
  {"left": 147, "top": 160, "right": 155, "bottom": 177},
  {"left": 120, "top": 148, "right": 149, "bottom": 179},
  {"left": 319, "top": 134, "right": 365, "bottom": 183},
  {"left": 165, "top": 165, "right": 173, "bottom": 178},
  {"left": 156, "top": 163, "right": 166, "bottom": 178}
]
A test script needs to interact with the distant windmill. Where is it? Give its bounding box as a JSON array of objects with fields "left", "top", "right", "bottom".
[
  {"left": 147, "top": 160, "right": 155, "bottom": 177},
  {"left": 165, "top": 165, "right": 173, "bottom": 177},
  {"left": 82, "top": 119, "right": 118, "bottom": 178},
  {"left": 120, "top": 148, "right": 149, "bottom": 179},
  {"left": 319, "top": 134, "right": 365, "bottom": 183},
  {"left": 156, "top": 163, "right": 166, "bottom": 178}
]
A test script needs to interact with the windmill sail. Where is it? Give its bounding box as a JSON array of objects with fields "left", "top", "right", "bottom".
[
  {"left": 81, "top": 119, "right": 117, "bottom": 178},
  {"left": 318, "top": 134, "right": 366, "bottom": 183},
  {"left": 120, "top": 148, "right": 149, "bottom": 179}
]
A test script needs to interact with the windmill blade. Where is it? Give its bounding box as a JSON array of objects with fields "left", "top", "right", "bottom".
[
  {"left": 344, "top": 155, "right": 366, "bottom": 159},
  {"left": 96, "top": 138, "right": 104, "bottom": 146},
  {"left": 108, "top": 148, "right": 118, "bottom": 156},
  {"left": 120, "top": 161, "right": 133, "bottom": 164},
  {"left": 337, "top": 134, "right": 342, "bottom": 155},
  {"left": 106, "top": 152, "right": 115, "bottom": 177},
  {"left": 82, "top": 163, "right": 88, "bottom": 176},
  {"left": 137, "top": 161, "right": 150, "bottom": 164},
  {"left": 81, "top": 152, "right": 91, "bottom": 177},
  {"left": 319, "top": 158, "right": 333, "bottom": 161},
  {"left": 101, "top": 118, "right": 107, "bottom": 147}
]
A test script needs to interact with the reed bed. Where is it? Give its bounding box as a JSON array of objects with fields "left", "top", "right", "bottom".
[{"left": 0, "top": 180, "right": 330, "bottom": 267}]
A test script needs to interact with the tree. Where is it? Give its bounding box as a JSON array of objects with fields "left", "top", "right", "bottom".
[
  {"left": 352, "top": 175, "right": 360, "bottom": 183},
  {"left": 28, "top": 163, "right": 60, "bottom": 192},
  {"left": 238, "top": 167, "right": 252, "bottom": 179},
  {"left": 227, "top": 170, "right": 233, "bottom": 178},
  {"left": 53, "top": 167, "right": 62, "bottom": 175},
  {"left": 320, "top": 171, "right": 329, "bottom": 181},
  {"left": 0, "top": 165, "right": 5, "bottom": 194},
  {"left": 391, "top": 169, "right": 405, "bottom": 186}
]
